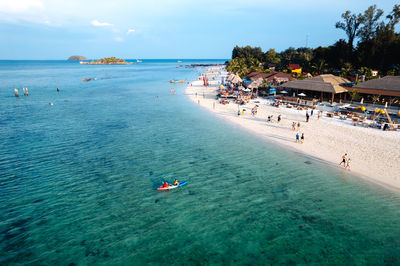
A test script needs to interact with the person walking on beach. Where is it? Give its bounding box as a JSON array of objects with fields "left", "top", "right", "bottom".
[
  {"left": 311, "top": 109, "right": 314, "bottom": 116},
  {"left": 292, "top": 122, "right": 296, "bottom": 131},
  {"left": 267, "top": 116, "right": 271, "bottom": 122},
  {"left": 318, "top": 111, "right": 322, "bottom": 120},
  {"left": 306, "top": 111, "right": 310, "bottom": 122},
  {"left": 277, "top": 115, "right": 281, "bottom": 123},
  {"left": 301, "top": 133, "right": 304, "bottom": 144},
  {"left": 345, "top": 158, "right": 351, "bottom": 171},
  {"left": 340, "top": 153, "right": 348, "bottom": 167},
  {"left": 297, "top": 122, "right": 301, "bottom": 130},
  {"left": 296, "top": 133, "right": 299, "bottom": 143}
]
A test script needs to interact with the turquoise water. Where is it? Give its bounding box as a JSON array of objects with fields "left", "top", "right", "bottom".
[{"left": 1, "top": 60, "right": 400, "bottom": 265}]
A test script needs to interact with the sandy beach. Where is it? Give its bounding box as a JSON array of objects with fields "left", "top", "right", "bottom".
[{"left": 187, "top": 70, "right": 400, "bottom": 191}]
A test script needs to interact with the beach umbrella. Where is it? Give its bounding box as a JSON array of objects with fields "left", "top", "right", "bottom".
[
  {"left": 243, "top": 88, "right": 251, "bottom": 92},
  {"left": 298, "top": 93, "right": 306, "bottom": 97},
  {"left": 231, "top": 75, "right": 243, "bottom": 84},
  {"left": 361, "top": 106, "right": 366, "bottom": 112},
  {"left": 360, "top": 98, "right": 364, "bottom": 105},
  {"left": 227, "top": 73, "right": 235, "bottom": 82},
  {"left": 384, "top": 102, "right": 388, "bottom": 108},
  {"left": 280, "top": 90, "right": 288, "bottom": 94}
]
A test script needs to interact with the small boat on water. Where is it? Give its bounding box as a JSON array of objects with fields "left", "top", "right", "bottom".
[
  {"left": 82, "top": 78, "right": 92, "bottom": 82},
  {"left": 170, "top": 80, "right": 185, "bottom": 83},
  {"left": 177, "top": 60, "right": 182, "bottom": 63},
  {"left": 157, "top": 181, "right": 188, "bottom": 191},
  {"left": 136, "top": 59, "right": 142, "bottom": 63}
]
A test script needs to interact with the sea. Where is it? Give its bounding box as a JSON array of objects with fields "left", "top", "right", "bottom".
[{"left": 1, "top": 60, "right": 400, "bottom": 265}]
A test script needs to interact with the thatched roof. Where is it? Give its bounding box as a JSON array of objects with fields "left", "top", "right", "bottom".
[
  {"left": 281, "top": 74, "right": 349, "bottom": 94},
  {"left": 247, "top": 78, "right": 263, "bottom": 89},
  {"left": 354, "top": 76, "right": 400, "bottom": 92},
  {"left": 227, "top": 73, "right": 235, "bottom": 82},
  {"left": 231, "top": 75, "right": 243, "bottom": 84}
]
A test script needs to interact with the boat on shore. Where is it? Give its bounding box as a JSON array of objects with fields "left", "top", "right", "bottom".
[{"left": 170, "top": 80, "right": 186, "bottom": 83}]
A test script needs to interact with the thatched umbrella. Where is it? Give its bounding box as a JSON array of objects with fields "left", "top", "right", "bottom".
[
  {"left": 227, "top": 73, "right": 235, "bottom": 82},
  {"left": 231, "top": 74, "right": 243, "bottom": 84},
  {"left": 248, "top": 78, "right": 263, "bottom": 96}
]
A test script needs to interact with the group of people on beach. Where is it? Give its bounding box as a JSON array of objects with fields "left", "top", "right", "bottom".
[
  {"left": 340, "top": 153, "right": 351, "bottom": 171},
  {"left": 291, "top": 121, "right": 301, "bottom": 131},
  {"left": 295, "top": 132, "right": 305, "bottom": 144}
]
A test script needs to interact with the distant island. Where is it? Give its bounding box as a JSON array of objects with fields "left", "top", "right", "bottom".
[
  {"left": 67, "top": 55, "right": 87, "bottom": 61},
  {"left": 80, "top": 57, "right": 133, "bottom": 65}
]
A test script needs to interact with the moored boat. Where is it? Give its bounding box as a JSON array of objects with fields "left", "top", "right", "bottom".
[{"left": 170, "top": 80, "right": 186, "bottom": 83}]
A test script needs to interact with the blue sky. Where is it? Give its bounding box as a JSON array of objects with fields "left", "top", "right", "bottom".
[{"left": 0, "top": 0, "right": 397, "bottom": 59}]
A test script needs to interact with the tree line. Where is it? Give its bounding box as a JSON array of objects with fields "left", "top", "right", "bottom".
[{"left": 227, "top": 4, "right": 400, "bottom": 79}]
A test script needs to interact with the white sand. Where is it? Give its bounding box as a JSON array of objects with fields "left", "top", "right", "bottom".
[{"left": 186, "top": 74, "right": 400, "bottom": 191}]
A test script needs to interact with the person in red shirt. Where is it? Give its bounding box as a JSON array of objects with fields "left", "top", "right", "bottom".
[{"left": 163, "top": 182, "right": 169, "bottom": 188}]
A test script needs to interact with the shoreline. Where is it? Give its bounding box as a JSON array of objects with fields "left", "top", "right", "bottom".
[{"left": 186, "top": 71, "right": 400, "bottom": 192}]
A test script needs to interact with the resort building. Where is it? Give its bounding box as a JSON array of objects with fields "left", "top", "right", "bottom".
[
  {"left": 287, "top": 64, "right": 302, "bottom": 74},
  {"left": 280, "top": 74, "right": 349, "bottom": 102},
  {"left": 349, "top": 76, "right": 400, "bottom": 97}
]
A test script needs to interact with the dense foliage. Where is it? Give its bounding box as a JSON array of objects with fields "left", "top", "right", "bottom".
[
  {"left": 227, "top": 4, "right": 400, "bottom": 79},
  {"left": 97, "top": 57, "right": 127, "bottom": 64}
]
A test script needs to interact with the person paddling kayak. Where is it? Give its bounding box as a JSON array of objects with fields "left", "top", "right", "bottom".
[
  {"left": 162, "top": 182, "right": 169, "bottom": 188},
  {"left": 173, "top": 179, "right": 179, "bottom": 186}
]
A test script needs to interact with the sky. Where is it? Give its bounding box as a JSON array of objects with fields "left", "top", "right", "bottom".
[{"left": 0, "top": 0, "right": 398, "bottom": 59}]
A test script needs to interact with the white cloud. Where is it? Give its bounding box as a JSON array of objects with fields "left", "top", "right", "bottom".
[
  {"left": 91, "top": 19, "right": 113, "bottom": 27},
  {"left": 114, "top": 36, "right": 123, "bottom": 42},
  {"left": 0, "top": 0, "right": 44, "bottom": 13},
  {"left": 126, "top": 28, "right": 135, "bottom": 35}
]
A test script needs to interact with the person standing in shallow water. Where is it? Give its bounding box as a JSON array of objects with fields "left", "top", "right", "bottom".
[
  {"left": 340, "top": 153, "right": 348, "bottom": 167},
  {"left": 345, "top": 158, "right": 351, "bottom": 171},
  {"left": 301, "top": 133, "right": 304, "bottom": 144},
  {"left": 296, "top": 132, "right": 299, "bottom": 143}
]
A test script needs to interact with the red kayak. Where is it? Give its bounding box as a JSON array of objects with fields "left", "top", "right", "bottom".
[{"left": 157, "top": 181, "right": 188, "bottom": 191}]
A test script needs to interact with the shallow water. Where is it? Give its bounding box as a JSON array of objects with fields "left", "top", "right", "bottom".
[{"left": 1, "top": 60, "right": 400, "bottom": 265}]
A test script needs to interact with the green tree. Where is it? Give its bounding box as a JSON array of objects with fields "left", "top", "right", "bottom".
[
  {"left": 335, "top": 10, "right": 364, "bottom": 54},
  {"left": 349, "top": 88, "right": 361, "bottom": 101},
  {"left": 264, "top": 49, "right": 280, "bottom": 65},
  {"left": 357, "top": 5, "right": 384, "bottom": 41}
]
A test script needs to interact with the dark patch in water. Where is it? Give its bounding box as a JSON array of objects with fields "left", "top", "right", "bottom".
[
  {"left": 275, "top": 162, "right": 279, "bottom": 165},
  {"left": 33, "top": 199, "right": 44, "bottom": 203},
  {"left": 188, "top": 190, "right": 196, "bottom": 196},
  {"left": 304, "top": 161, "right": 312, "bottom": 165},
  {"left": 155, "top": 199, "right": 160, "bottom": 203},
  {"left": 189, "top": 161, "right": 196, "bottom": 165},
  {"left": 165, "top": 138, "right": 170, "bottom": 144},
  {"left": 69, "top": 263, "right": 76, "bottom": 266},
  {"left": 236, "top": 175, "right": 241, "bottom": 178},
  {"left": 149, "top": 171, "right": 153, "bottom": 176},
  {"left": 80, "top": 240, "right": 86, "bottom": 246},
  {"left": 302, "top": 215, "right": 316, "bottom": 223}
]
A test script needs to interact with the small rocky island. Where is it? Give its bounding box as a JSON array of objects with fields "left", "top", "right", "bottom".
[
  {"left": 67, "top": 55, "right": 87, "bottom": 61},
  {"left": 80, "top": 57, "right": 133, "bottom": 65}
]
